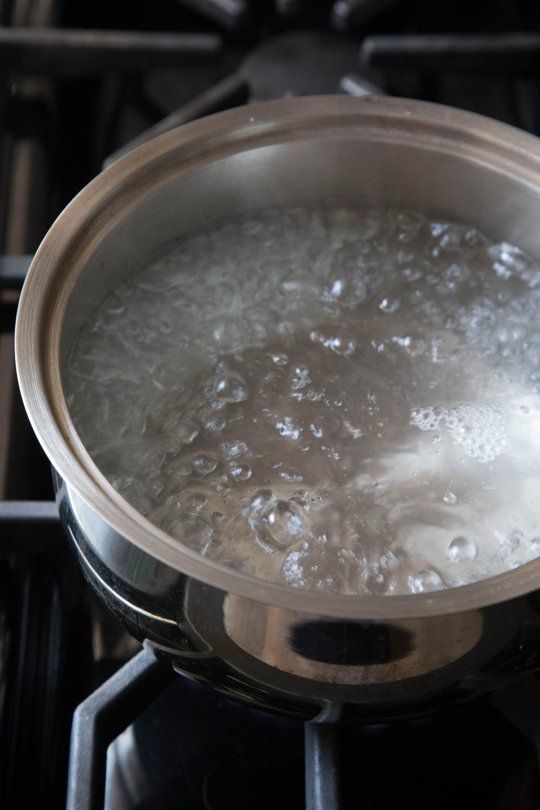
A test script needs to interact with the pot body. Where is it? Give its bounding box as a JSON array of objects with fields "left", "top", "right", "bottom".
[
  {"left": 15, "top": 97, "right": 540, "bottom": 718},
  {"left": 57, "top": 471, "right": 540, "bottom": 720}
]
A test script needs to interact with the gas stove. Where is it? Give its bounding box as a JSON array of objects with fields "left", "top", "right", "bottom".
[{"left": 2, "top": 1, "right": 540, "bottom": 807}]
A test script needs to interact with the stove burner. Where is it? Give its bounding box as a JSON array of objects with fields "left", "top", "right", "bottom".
[{"left": 66, "top": 647, "right": 540, "bottom": 810}]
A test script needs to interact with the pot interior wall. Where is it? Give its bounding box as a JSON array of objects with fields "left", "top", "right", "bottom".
[{"left": 60, "top": 134, "right": 540, "bottom": 372}]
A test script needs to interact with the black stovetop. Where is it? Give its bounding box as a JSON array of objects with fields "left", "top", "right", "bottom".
[{"left": 2, "top": 1, "right": 540, "bottom": 807}]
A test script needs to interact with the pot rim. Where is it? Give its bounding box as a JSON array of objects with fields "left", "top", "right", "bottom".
[{"left": 15, "top": 94, "right": 540, "bottom": 619}]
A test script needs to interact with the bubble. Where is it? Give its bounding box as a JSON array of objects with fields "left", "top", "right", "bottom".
[
  {"left": 447, "top": 535, "right": 478, "bottom": 563},
  {"left": 350, "top": 279, "right": 367, "bottom": 304},
  {"left": 500, "top": 530, "right": 522, "bottom": 555},
  {"left": 530, "top": 537, "right": 540, "bottom": 555},
  {"left": 326, "top": 335, "right": 356, "bottom": 356},
  {"left": 211, "top": 321, "right": 244, "bottom": 349},
  {"left": 430, "top": 222, "right": 446, "bottom": 238},
  {"left": 519, "top": 405, "right": 530, "bottom": 414},
  {"left": 402, "top": 266, "right": 422, "bottom": 282},
  {"left": 156, "top": 504, "right": 213, "bottom": 551},
  {"left": 310, "top": 330, "right": 356, "bottom": 356},
  {"left": 208, "top": 372, "right": 249, "bottom": 403},
  {"left": 322, "top": 444, "right": 342, "bottom": 461},
  {"left": 392, "top": 335, "right": 412, "bottom": 349},
  {"left": 443, "top": 492, "right": 457, "bottom": 505},
  {"left": 488, "top": 242, "right": 529, "bottom": 280},
  {"left": 276, "top": 416, "right": 301, "bottom": 439},
  {"left": 229, "top": 461, "right": 252, "bottom": 482},
  {"left": 309, "top": 423, "right": 325, "bottom": 438},
  {"left": 191, "top": 454, "right": 218, "bottom": 476},
  {"left": 379, "top": 297, "right": 400, "bottom": 314},
  {"left": 146, "top": 469, "right": 165, "bottom": 499},
  {"left": 170, "top": 420, "right": 199, "bottom": 446},
  {"left": 343, "top": 421, "right": 364, "bottom": 439},
  {"left": 260, "top": 501, "right": 307, "bottom": 548},
  {"left": 185, "top": 492, "right": 207, "bottom": 511},
  {"left": 409, "top": 569, "right": 445, "bottom": 594},
  {"left": 111, "top": 473, "right": 154, "bottom": 514},
  {"left": 290, "top": 493, "right": 310, "bottom": 512},
  {"left": 410, "top": 406, "right": 443, "bottom": 432},
  {"left": 444, "top": 404, "right": 507, "bottom": 463},
  {"left": 279, "top": 276, "right": 320, "bottom": 297},
  {"left": 221, "top": 441, "right": 249, "bottom": 459},
  {"left": 203, "top": 414, "right": 227, "bottom": 433},
  {"left": 250, "top": 489, "right": 273, "bottom": 510},
  {"left": 281, "top": 549, "right": 308, "bottom": 588},
  {"left": 279, "top": 469, "right": 303, "bottom": 482},
  {"left": 291, "top": 365, "right": 311, "bottom": 390},
  {"left": 270, "top": 353, "right": 288, "bottom": 365},
  {"left": 281, "top": 542, "right": 351, "bottom": 592},
  {"left": 430, "top": 222, "right": 462, "bottom": 253},
  {"left": 104, "top": 292, "right": 126, "bottom": 315}
]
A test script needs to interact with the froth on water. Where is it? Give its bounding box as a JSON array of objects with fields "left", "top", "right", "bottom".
[{"left": 65, "top": 207, "right": 540, "bottom": 595}]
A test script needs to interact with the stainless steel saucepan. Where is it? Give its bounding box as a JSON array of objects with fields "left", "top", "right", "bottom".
[{"left": 15, "top": 96, "right": 540, "bottom": 719}]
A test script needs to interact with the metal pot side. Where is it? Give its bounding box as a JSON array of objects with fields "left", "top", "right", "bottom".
[{"left": 16, "top": 97, "right": 540, "bottom": 718}]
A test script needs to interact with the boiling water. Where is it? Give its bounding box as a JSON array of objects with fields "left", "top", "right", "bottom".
[{"left": 65, "top": 207, "right": 540, "bottom": 595}]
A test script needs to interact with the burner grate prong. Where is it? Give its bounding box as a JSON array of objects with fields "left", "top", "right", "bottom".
[
  {"left": 305, "top": 721, "right": 341, "bottom": 810},
  {"left": 66, "top": 646, "right": 174, "bottom": 810},
  {"left": 361, "top": 33, "right": 540, "bottom": 77},
  {"left": 0, "top": 27, "right": 223, "bottom": 78}
]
